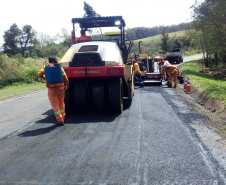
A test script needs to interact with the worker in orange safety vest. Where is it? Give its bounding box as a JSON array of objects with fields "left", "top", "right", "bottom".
[
  {"left": 163, "top": 63, "right": 179, "bottom": 88},
  {"left": 38, "top": 56, "right": 69, "bottom": 126},
  {"left": 77, "top": 29, "right": 92, "bottom": 43},
  {"left": 133, "top": 59, "right": 144, "bottom": 88},
  {"left": 157, "top": 58, "right": 166, "bottom": 80}
]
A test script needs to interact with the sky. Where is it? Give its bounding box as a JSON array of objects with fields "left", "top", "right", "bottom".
[{"left": 0, "top": 0, "right": 202, "bottom": 46}]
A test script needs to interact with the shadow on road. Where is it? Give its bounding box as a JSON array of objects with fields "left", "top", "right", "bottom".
[{"left": 18, "top": 125, "right": 58, "bottom": 137}]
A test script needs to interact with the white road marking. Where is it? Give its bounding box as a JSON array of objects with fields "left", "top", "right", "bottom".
[{"left": 0, "top": 89, "right": 47, "bottom": 104}]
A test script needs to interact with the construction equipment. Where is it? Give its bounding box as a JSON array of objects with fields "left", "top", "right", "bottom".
[
  {"left": 166, "top": 48, "right": 183, "bottom": 64},
  {"left": 129, "top": 41, "right": 162, "bottom": 85},
  {"left": 60, "top": 16, "right": 134, "bottom": 114}
]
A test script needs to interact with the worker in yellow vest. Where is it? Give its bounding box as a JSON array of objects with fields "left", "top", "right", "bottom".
[
  {"left": 133, "top": 59, "right": 144, "bottom": 88},
  {"left": 38, "top": 56, "right": 69, "bottom": 126}
]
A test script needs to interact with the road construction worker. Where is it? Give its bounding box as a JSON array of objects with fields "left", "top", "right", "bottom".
[
  {"left": 163, "top": 63, "right": 179, "bottom": 88},
  {"left": 38, "top": 56, "right": 69, "bottom": 126},
  {"left": 77, "top": 29, "right": 92, "bottom": 43},
  {"left": 157, "top": 58, "right": 166, "bottom": 80},
  {"left": 163, "top": 59, "right": 170, "bottom": 80},
  {"left": 133, "top": 59, "right": 144, "bottom": 88}
]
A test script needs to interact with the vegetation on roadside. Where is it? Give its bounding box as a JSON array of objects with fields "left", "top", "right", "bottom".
[
  {"left": 0, "top": 54, "right": 45, "bottom": 88},
  {"left": 181, "top": 59, "right": 226, "bottom": 105},
  {"left": 0, "top": 82, "right": 45, "bottom": 99},
  {"left": 191, "top": 0, "right": 226, "bottom": 67}
]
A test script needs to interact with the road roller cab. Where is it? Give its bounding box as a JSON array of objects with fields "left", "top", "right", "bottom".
[{"left": 60, "top": 16, "right": 134, "bottom": 114}]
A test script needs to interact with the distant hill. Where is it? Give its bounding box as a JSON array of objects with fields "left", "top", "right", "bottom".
[
  {"left": 127, "top": 23, "right": 190, "bottom": 41},
  {"left": 129, "top": 30, "right": 191, "bottom": 57}
]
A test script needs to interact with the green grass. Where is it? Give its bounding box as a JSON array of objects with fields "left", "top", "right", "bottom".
[
  {"left": 135, "top": 30, "right": 186, "bottom": 44},
  {"left": 181, "top": 60, "right": 226, "bottom": 105},
  {"left": 130, "top": 30, "right": 199, "bottom": 57},
  {"left": 0, "top": 82, "right": 46, "bottom": 99}
]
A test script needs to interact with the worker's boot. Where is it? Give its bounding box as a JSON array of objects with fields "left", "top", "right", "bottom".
[
  {"left": 58, "top": 121, "right": 65, "bottom": 126},
  {"left": 168, "top": 84, "right": 172, "bottom": 88}
]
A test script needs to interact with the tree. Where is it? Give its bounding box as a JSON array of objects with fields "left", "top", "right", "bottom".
[
  {"left": 83, "top": 1, "right": 101, "bottom": 18},
  {"left": 191, "top": 0, "right": 226, "bottom": 66},
  {"left": 18, "top": 25, "right": 36, "bottom": 57},
  {"left": 83, "top": 2, "right": 101, "bottom": 35},
  {"left": 173, "top": 39, "right": 181, "bottom": 49},
  {"left": 3, "top": 24, "right": 21, "bottom": 55},
  {"left": 126, "top": 28, "right": 136, "bottom": 41},
  {"left": 3, "top": 24, "right": 36, "bottom": 56},
  {"left": 161, "top": 29, "right": 170, "bottom": 52}
]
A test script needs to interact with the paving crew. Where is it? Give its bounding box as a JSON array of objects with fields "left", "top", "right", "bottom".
[
  {"left": 38, "top": 56, "right": 69, "bottom": 126},
  {"left": 77, "top": 29, "right": 92, "bottom": 43},
  {"left": 133, "top": 59, "right": 144, "bottom": 88},
  {"left": 163, "top": 62, "right": 179, "bottom": 88}
]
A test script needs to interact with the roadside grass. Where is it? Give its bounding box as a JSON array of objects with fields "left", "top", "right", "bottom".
[
  {"left": 181, "top": 59, "right": 226, "bottom": 105},
  {"left": 0, "top": 82, "right": 46, "bottom": 99}
]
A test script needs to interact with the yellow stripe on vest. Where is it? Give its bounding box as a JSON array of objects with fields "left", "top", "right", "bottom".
[{"left": 168, "top": 68, "right": 177, "bottom": 75}]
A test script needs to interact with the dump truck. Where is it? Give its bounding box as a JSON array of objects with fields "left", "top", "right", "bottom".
[
  {"left": 166, "top": 48, "right": 183, "bottom": 64},
  {"left": 60, "top": 16, "right": 134, "bottom": 114}
]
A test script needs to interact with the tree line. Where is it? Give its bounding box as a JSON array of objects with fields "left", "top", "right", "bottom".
[
  {"left": 126, "top": 23, "right": 190, "bottom": 41},
  {"left": 1, "top": 22, "right": 192, "bottom": 58}
]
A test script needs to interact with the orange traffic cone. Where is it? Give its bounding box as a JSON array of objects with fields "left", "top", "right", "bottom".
[
  {"left": 185, "top": 78, "right": 191, "bottom": 92},
  {"left": 184, "top": 77, "right": 187, "bottom": 90}
]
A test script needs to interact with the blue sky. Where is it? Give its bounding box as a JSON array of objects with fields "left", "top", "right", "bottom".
[{"left": 0, "top": 0, "right": 203, "bottom": 45}]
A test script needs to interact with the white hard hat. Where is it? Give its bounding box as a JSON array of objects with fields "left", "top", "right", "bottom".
[
  {"left": 163, "top": 62, "right": 171, "bottom": 68},
  {"left": 164, "top": 61, "right": 170, "bottom": 65}
]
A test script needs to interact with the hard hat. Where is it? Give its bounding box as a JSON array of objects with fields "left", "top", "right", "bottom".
[
  {"left": 163, "top": 62, "right": 171, "bottom": 68},
  {"left": 164, "top": 61, "right": 170, "bottom": 65},
  {"left": 133, "top": 59, "right": 137, "bottom": 65}
]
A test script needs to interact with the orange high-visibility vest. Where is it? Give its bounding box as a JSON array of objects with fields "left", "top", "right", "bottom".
[{"left": 165, "top": 66, "right": 179, "bottom": 75}]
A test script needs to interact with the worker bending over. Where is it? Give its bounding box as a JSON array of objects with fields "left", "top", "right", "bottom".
[
  {"left": 163, "top": 63, "right": 179, "bottom": 88},
  {"left": 133, "top": 59, "right": 144, "bottom": 88},
  {"left": 77, "top": 29, "right": 92, "bottom": 43},
  {"left": 38, "top": 57, "right": 69, "bottom": 126}
]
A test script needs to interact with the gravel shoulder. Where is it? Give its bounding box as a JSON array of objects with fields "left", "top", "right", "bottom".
[{"left": 176, "top": 81, "right": 226, "bottom": 169}]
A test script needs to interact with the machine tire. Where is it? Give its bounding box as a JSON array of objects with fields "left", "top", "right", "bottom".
[
  {"left": 74, "top": 79, "right": 88, "bottom": 114},
  {"left": 109, "top": 77, "right": 123, "bottom": 113},
  {"left": 64, "top": 86, "right": 74, "bottom": 114},
  {"left": 91, "top": 80, "right": 105, "bottom": 114}
]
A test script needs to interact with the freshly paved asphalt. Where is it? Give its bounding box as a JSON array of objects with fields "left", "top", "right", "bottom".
[{"left": 0, "top": 54, "right": 226, "bottom": 184}]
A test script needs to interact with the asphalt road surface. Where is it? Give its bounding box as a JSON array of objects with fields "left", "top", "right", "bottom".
[{"left": 0, "top": 55, "right": 226, "bottom": 184}]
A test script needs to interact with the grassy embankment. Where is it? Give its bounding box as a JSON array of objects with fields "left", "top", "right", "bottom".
[
  {"left": 181, "top": 59, "right": 226, "bottom": 106},
  {"left": 181, "top": 59, "right": 226, "bottom": 135},
  {"left": 0, "top": 55, "right": 46, "bottom": 99},
  {"left": 131, "top": 30, "right": 200, "bottom": 57}
]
